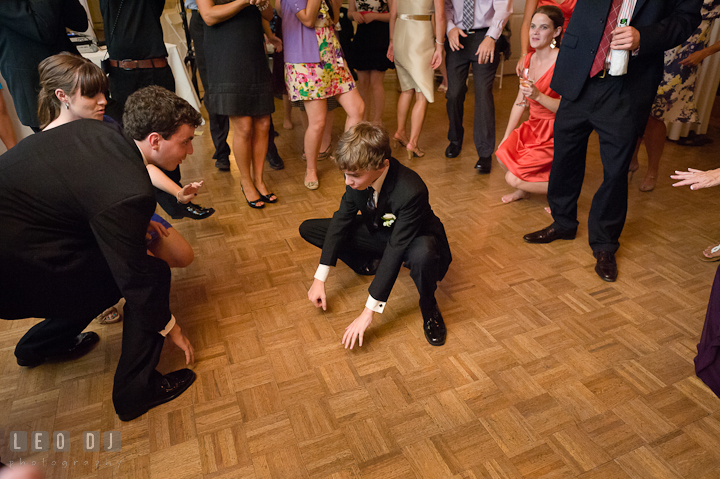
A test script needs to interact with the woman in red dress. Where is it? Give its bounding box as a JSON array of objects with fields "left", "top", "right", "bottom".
[{"left": 496, "top": 6, "right": 564, "bottom": 204}]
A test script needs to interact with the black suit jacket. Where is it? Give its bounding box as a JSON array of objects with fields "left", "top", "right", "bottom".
[
  {"left": 0, "top": 0, "right": 88, "bottom": 128},
  {"left": 551, "top": 0, "right": 701, "bottom": 115},
  {"left": 320, "top": 158, "right": 451, "bottom": 302},
  {"left": 0, "top": 120, "right": 172, "bottom": 333}
]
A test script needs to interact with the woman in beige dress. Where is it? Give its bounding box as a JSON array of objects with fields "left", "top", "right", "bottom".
[{"left": 387, "top": 0, "right": 445, "bottom": 159}]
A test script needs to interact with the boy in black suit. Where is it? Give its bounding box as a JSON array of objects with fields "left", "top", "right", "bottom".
[{"left": 300, "top": 123, "right": 452, "bottom": 349}]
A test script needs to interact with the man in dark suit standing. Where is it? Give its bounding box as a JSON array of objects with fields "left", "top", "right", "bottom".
[
  {"left": 524, "top": 0, "right": 702, "bottom": 282},
  {"left": 0, "top": 0, "right": 88, "bottom": 131},
  {"left": 300, "top": 123, "right": 452, "bottom": 348},
  {"left": 0, "top": 86, "right": 199, "bottom": 422},
  {"left": 443, "top": 0, "right": 511, "bottom": 173}
]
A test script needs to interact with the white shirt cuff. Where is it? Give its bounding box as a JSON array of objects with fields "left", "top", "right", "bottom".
[
  {"left": 314, "top": 264, "right": 331, "bottom": 282},
  {"left": 159, "top": 315, "right": 176, "bottom": 337},
  {"left": 365, "top": 295, "right": 386, "bottom": 313}
]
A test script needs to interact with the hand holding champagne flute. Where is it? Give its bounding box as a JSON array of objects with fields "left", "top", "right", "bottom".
[{"left": 517, "top": 68, "right": 533, "bottom": 107}]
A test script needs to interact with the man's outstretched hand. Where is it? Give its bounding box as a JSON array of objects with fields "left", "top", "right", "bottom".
[{"left": 342, "top": 308, "right": 374, "bottom": 349}]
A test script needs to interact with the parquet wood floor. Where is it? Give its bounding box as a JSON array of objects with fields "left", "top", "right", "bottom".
[{"left": 2, "top": 75, "right": 720, "bottom": 479}]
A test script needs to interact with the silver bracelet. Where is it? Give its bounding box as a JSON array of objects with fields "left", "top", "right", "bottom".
[
  {"left": 435, "top": 39, "right": 444, "bottom": 45},
  {"left": 257, "top": 1, "right": 269, "bottom": 11}
]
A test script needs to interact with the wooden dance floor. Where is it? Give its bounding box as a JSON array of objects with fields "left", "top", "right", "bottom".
[{"left": 2, "top": 77, "right": 720, "bottom": 478}]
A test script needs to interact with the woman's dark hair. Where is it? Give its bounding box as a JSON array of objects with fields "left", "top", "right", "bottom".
[
  {"left": 37, "top": 52, "right": 108, "bottom": 129},
  {"left": 533, "top": 5, "right": 565, "bottom": 45}
]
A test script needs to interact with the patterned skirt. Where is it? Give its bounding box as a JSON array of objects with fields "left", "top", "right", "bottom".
[{"left": 285, "top": 25, "right": 355, "bottom": 101}]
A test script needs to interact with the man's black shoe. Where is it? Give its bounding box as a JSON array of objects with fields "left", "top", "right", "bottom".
[
  {"left": 594, "top": 251, "right": 618, "bottom": 282},
  {"left": 215, "top": 157, "right": 230, "bottom": 171},
  {"left": 171, "top": 202, "right": 215, "bottom": 220},
  {"left": 17, "top": 332, "right": 100, "bottom": 367},
  {"left": 267, "top": 152, "right": 285, "bottom": 170},
  {"left": 523, "top": 225, "right": 576, "bottom": 244},
  {"left": 475, "top": 156, "right": 492, "bottom": 174},
  {"left": 421, "top": 303, "right": 446, "bottom": 346},
  {"left": 357, "top": 258, "right": 381, "bottom": 276},
  {"left": 117, "top": 369, "right": 196, "bottom": 421},
  {"left": 445, "top": 142, "right": 462, "bottom": 158}
]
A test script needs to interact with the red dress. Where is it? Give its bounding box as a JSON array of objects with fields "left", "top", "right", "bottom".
[{"left": 496, "top": 53, "right": 560, "bottom": 182}]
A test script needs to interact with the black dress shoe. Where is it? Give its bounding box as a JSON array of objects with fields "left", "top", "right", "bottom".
[
  {"left": 445, "top": 141, "right": 462, "bottom": 158},
  {"left": 357, "top": 258, "right": 381, "bottom": 276},
  {"left": 215, "top": 157, "right": 230, "bottom": 171},
  {"left": 17, "top": 332, "right": 100, "bottom": 367},
  {"left": 594, "top": 251, "right": 618, "bottom": 282},
  {"left": 421, "top": 303, "right": 446, "bottom": 346},
  {"left": 523, "top": 225, "right": 576, "bottom": 244},
  {"left": 117, "top": 369, "right": 196, "bottom": 421},
  {"left": 475, "top": 156, "right": 492, "bottom": 174},
  {"left": 266, "top": 152, "right": 285, "bottom": 170},
  {"left": 171, "top": 202, "right": 215, "bottom": 220}
]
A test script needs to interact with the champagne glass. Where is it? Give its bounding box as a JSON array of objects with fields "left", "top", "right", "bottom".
[{"left": 517, "top": 68, "right": 533, "bottom": 107}]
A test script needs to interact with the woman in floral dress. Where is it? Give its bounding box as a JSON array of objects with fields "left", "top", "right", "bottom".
[
  {"left": 631, "top": 0, "right": 720, "bottom": 193},
  {"left": 279, "top": 0, "right": 364, "bottom": 189}
]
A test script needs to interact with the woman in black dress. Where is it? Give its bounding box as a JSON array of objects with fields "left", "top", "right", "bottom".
[
  {"left": 348, "top": 0, "right": 393, "bottom": 125},
  {"left": 198, "top": 0, "right": 277, "bottom": 209}
]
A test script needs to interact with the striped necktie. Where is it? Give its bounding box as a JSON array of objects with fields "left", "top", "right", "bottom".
[
  {"left": 590, "top": 0, "right": 622, "bottom": 77},
  {"left": 461, "top": 0, "right": 474, "bottom": 31}
]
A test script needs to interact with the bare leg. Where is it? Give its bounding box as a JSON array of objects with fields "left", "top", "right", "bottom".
[
  {"left": 629, "top": 137, "right": 641, "bottom": 178},
  {"left": 395, "top": 89, "right": 414, "bottom": 145},
  {"left": 502, "top": 171, "right": 548, "bottom": 203},
  {"left": 336, "top": 88, "right": 364, "bottom": 131},
  {"left": 407, "top": 91, "right": 428, "bottom": 155},
  {"left": 304, "top": 99, "right": 327, "bottom": 185},
  {"left": 356, "top": 70, "right": 371, "bottom": 122},
  {"left": 320, "top": 109, "right": 334, "bottom": 154},
  {"left": 251, "top": 115, "right": 274, "bottom": 200},
  {"left": 370, "top": 70, "right": 386, "bottom": 125},
  {"left": 147, "top": 228, "right": 194, "bottom": 268},
  {"left": 640, "top": 116, "right": 666, "bottom": 192},
  {"left": 0, "top": 92, "right": 18, "bottom": 150},
  {"left": 282, "top": 94, "right": 293, "bottom": 129},
  {"left": 230, "top": 115, "right": 264, "bottom": 206}
]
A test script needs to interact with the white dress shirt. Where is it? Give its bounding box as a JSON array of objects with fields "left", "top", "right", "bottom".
[
  {"left": 445, "top": 0, "right": 512, "bottom": 40},
  {"left": 314, "top": 166, "right": 390, "bottom": 314}
]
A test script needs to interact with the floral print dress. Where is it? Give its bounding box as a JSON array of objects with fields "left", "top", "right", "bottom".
[
  {"left": 651, "top": 0, "right": 720, "bottom": 123},
  {"left": 285, "top": 0, "right": 356, "bottom": 101}
]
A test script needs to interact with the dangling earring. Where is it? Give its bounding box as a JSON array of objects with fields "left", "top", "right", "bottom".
[
  {"left": 550, "top": 38, "right": 557, "bottom": 49},
  {"left": 65, "top": 102, "right": 70, "bottom": 109}
]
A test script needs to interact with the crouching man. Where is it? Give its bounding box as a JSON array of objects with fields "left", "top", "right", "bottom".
[
  {"left": 300, "top": 122, "right": 452, "bottom": 348},
  {"left": 0, "top": 86, "right": 200, "bottom": 421}
]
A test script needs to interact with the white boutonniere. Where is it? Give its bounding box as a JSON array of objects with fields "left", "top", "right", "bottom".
[{"left": 382, "top": 213, "right": 396, "bottom": 227}]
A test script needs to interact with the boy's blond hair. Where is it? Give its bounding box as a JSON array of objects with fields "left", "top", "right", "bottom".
[{"left": 334, "top": 122, "right": 392, "bottom": 171}]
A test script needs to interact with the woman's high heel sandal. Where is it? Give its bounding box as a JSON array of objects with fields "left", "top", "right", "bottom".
[
  {"left": 639, "top": 175, "right": 657, "bottom": 192},
  {"left": 392, "top": 134, "right": 408, "bottom": 148},
  {"left": 628, "top": 162, "right": 639, "bottom": 181},
  {"left": 406, "top": 145, "right": 425, "bottom": 159},
  {"left": 241, "top": 185, "right": 265, "bottom": 209}
]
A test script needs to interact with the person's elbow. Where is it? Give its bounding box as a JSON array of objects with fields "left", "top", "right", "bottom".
[
  {"left": 298, "top": 15, "right": 315, "bottom": 27},
  {"left": 203, "top": 15, "right": 220, "bottom": 26}
]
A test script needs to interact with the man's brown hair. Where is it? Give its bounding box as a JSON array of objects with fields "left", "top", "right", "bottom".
[
  {"left": 335, "top": 122, "right": 392, "bottom": 172},
  {"left": 123, "top": 85, "right": 201, "bottom": 141}
]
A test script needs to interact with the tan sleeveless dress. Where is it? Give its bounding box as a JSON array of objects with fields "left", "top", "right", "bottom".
[{"left": 394, "top": 0, "right": 435, "bottom": 103}]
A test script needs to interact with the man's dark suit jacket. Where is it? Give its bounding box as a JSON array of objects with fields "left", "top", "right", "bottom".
[
  {"left": 0, "top": 120, "right": 172, "bottom": 333},
  {"left": 0, "top": 0, "right": 88, "bottom": 128},
  {"left": 320, "top": 157, "right": 451, "bottom": 302},
  {"left": 551, "top": 0, "right": 702, "bottom": 121}
]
